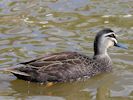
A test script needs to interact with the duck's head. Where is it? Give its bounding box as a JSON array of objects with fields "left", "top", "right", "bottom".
[{"left": 94, "top": 28, "right": 127, "bottom": 56}]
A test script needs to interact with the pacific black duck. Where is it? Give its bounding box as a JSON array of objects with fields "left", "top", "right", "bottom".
[{"left": 3, "top": 28, "right": 127, "bottom": 83}]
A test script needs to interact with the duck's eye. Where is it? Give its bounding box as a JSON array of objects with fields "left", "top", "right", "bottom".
[{"left": 107, "top": 34, "right": 116, "bottom": 38}]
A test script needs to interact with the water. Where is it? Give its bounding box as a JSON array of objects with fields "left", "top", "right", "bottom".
[{"left": 0, "top": 0, "right": 133, "bottom": 100}]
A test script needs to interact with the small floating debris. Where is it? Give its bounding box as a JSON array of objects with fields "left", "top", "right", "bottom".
[
  {"left": 102, "top": 15, "right": 115, "bottom": 18},
  {"left": 123, "top": 14, "right": 132, "bottom": 18},
  {"left": 39, "top": 21, "right": 48, "bottom": 24},
  {"left": 104, "top": 21, "right": 109, "bottom": 24},
  {"left": 23, "top": 17, "right": 34, "bottom": 24},
  {"left": 46, "top": 14, "right": 53, "bottom": 17}
]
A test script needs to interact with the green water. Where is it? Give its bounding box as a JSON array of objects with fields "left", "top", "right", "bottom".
[{"left": 0, "top": 0, "right": 133, "bottom": 100}]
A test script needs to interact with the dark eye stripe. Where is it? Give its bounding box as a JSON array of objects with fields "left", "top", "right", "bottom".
[{"left": 107, "top": 34, "right": 116, "bottom": 38}]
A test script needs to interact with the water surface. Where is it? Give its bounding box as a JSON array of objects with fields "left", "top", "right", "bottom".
[{"left": 0, "top": 0, "right": 133, "bottom": 100}]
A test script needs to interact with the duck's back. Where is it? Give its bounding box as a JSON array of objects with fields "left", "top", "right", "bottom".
[{"left": 10, "top": 52, "right": 112, "bottom": 82}]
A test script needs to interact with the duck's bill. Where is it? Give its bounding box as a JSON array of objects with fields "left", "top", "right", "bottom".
[{"left": 114, "top": 43, "right": 128, "bottom": 49}]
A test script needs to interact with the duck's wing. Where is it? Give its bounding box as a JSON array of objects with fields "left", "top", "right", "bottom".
[{"left": 20, "top": 51, "right": 82, "bottom": 68}]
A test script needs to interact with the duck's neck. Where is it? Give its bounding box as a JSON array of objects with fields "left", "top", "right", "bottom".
[{"left": 93, "top": 41, "right": 109, "bottom": 58}]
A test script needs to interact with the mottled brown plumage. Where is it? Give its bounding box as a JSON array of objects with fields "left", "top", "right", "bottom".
[
  {"left": 13, "top": 52, "right": 112, "bottom": 82},
  {"left": 3, "top": 28, "right": 127, "bottom": 83}
]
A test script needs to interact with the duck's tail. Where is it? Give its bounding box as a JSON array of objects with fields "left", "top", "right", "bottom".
[
  {"left": 0, "top": 65, "right": 30, "bottom": 77},
  {"left": 0, "top": 65, "right": 44, "bottom": 82}
]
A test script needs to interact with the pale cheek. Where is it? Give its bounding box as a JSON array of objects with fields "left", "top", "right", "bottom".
[{"left": 107, "top": 41, "right": 114, "bottom": 48}]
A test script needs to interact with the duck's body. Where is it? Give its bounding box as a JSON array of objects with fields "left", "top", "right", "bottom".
[
  {"left": 12, "top": 52, "right": 112, "bottom": 82},
  {"left": 3, "top": 28, "right": 127, "bottom": 83}
]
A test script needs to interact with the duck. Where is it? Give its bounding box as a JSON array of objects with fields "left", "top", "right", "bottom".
[{"left": 2, "top": 28, "right": 127, "bottom": 83}]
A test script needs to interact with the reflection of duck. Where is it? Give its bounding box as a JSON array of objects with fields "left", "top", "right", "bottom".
[
  {"left": 10, "top": 73, "right": 111, "bottom": 100},
  {"left": 3, "top": 28, "right": 127, "bottom": 83},
  {"left": 9, "top": 73, "right": 132, "bottom": 100}
]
